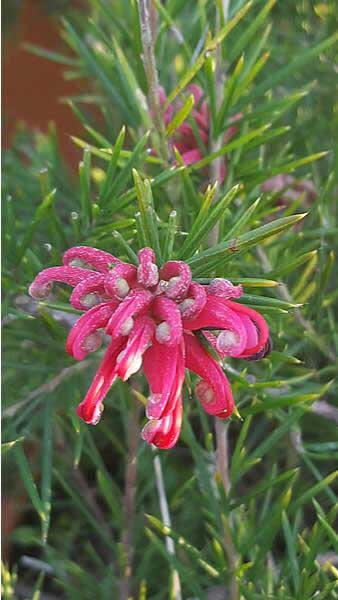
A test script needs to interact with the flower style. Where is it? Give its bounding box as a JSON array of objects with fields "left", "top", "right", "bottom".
[
  {"left": 29, "top": 246, "right": 271, "bottom": 449},
  {"left": 159, "top": 84, "right": 241, "bottom": 180}
]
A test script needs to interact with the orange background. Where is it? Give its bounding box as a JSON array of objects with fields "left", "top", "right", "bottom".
[{"left": 3, "top": 0, "right": 86, "bottom": 168}]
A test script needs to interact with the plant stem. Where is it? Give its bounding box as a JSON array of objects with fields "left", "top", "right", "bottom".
[
  {"left": 153, "top": 450, "right": 182, "bottom": 600},
  {"left": 137, "top": 0, "right": 170, "bottom": 163},
  {"left": 209, "top": 3, "right": 229, "bottom": 246},
  {"left": 215, "top": 419, "right": 239, "bottom": 600},
  {"left": 120, "top": 405, "right": 141, "bottom": 600}
]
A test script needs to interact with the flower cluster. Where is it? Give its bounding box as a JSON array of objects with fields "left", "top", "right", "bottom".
[
  {"left": 159, "top": 84, "right": 241, "bottom": 179},
  {"left": 29, "top": 246, "right": 271, "bottom": 449}
]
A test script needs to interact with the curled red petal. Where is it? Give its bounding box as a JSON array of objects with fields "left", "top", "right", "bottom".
[
  {"left": 63, "top": 246, "right": 121, "bottom": 272},
  {"left": 152, "top": 296, "right": 182, "bottom": 346},
  {"left": 70, "top": 274, "right": 106, "bottom": 310},
  {"left": 183, "top": 295, "right": 247, "bottom": 357},
  {"left": 104, "top": 263, "right": 137, "bottom": 300},
  {"left": 28, "top": 266, "right": 95, "bottom": 299},
  {"left": 66, "top": 301, "right": 117, "bottom": 360},
  {"left": 207, "top": 279, "right": 243, "bottom": 299},
  {"left": 105, "top": 289, "right": 153, "bottom": 338},
  {"left": 223, "top": 300, "right": 269, "bottom": 359},
  {"left": 159, "top": 260, "right": 192, "bottom": 301},
  {"left": 184, "top": 332, "right": 234, "bottom": 418},
  {"left": 137, "top": 247, "right": 159, "bottom": 288},
  {"left": 178, "top": 282, "right": 207, "bottom": 319}
]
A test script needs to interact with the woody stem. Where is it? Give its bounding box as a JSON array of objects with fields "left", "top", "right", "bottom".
[
  {"left": 153, "top": 450, "right": 182, "bottom": 600},
  {"left": 137, "top": 0, "right": 170, "bottom": 163}
]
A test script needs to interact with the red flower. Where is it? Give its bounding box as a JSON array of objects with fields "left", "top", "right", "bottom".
[
  {"left": 159, "top": 84, "right": 242, "bottom": 180},
  {"left": 29, "top": 246, "right": 270, "bottom": 449}
]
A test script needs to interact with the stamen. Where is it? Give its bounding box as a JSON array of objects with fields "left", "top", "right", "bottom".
[
  {"left": 81, "top": 293, "right": 100, "bottom": 308},
  {"left": 178, "top": 298, "right": 195, "bottom": 316},
  {"left": 91, "top": 402, "right": 104, "bottom": 426},
  {"left": 69, "top": 259, "right": 88, "bottom": 268},
  {"left": 155, "top": 322, "right": 171, "bottom": 343},
  {"left": 124, "top": 354, "right": 143, "bottom": 378},
  {"left": 120, "top": 317, "right": 134, "bottom": 336},
  {"left": 216, "top": 329, "right": 239, "bottom": 353},
  {"left": 167, "top": 276, "right": 180, "bottom": 293},
  {"left": 82, "top": 332, "right": 102, "bottom": 353},
  {"left": 28, "top": 282, "right": 51, "bottom": 299},
  {"left": 195, "top": 381, "right": 215, "bottom": 405},
  {"left": 116, "top": 350, "right": 125, "bottom": 364},
  {"left": 115, "top": 277, "right": 130, "bottom": 299}
]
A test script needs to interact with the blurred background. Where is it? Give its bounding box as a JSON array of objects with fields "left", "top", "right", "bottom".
[
  {"left": 3, "top": 0, "right": 85, "bottom": 168},
  {"left": 2, "top": 1, "right": 337, "bottom": 598}
]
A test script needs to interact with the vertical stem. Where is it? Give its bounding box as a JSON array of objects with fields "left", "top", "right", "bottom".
[
  {"left": 209, "top": 2, "right": 230, "bottom": 246},
  {"left": 215, "top": 419, "right": 230, "bottom": 494},
  {"left": 120, "top": 406, "right": 141, "bottom": 600},
  {"left": 215, "top": 420, "right": 239, "bottom": 600},
  {"left": 153, "top": 451, "right": 182, "bottom": 600},
  {"left": 137, "top": 0, "right": 170, "bottom": 163}
]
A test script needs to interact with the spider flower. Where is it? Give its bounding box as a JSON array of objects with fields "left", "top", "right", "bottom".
[
  {"left": 159, "top": 84, "right": 241, "bottom": 180},
  {"left": 29, "top": 246, "right": 270, "bottom": 449}
]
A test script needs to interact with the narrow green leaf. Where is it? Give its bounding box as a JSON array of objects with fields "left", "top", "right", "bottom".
[
  {"left": 180, "top": 184, "right": 242, "bottom": 258},
  {"left": 24, "top": 42, "right": 79, "bottom": 66},
  {"left": 186, "top": 213, "right": 307, "bottom": 274},
  {"left": 236, "top": 32, "right": 338, "bottom": 110},
  {"left": 225, "top": 197, "right": 261, "bottom": 239},
  {"left": 79, "top": 148, "right": 92, "bottom": 227},
  {"left": 99, "top": 126, "right": 126, "bottom": 204},
  {"left": 41, "top": 399, "right": 53, "bottom": 544},
  {"left": 227, "top": 0, "right": 277, "bottom": 63},
  {"left": 190, "top": 125, "right": 269, "bottom": 171},
  {"left": 15, "top": 189, "right": 56, "bottom": 264},
  {"left": 13, "top": 444, "right": 43, "bottom": 517},
  {"left": 291, "top": 471, "right": 338, "bottom": 513},
  {"left": 282, "top": 511, "right": 300, "bottom": 591},
  {"left": 112, "top": 230, "right": 138, "bottom": 264},
  {"left": 165, "top": 1, "right": 253, "bottom": 105},
  {"left": 165, "top": 94, "right": 195, "bottom": 137},
  {"left": 162, "top": 210, "right": 178, "bottom": 261},
  {"left": 268, "top": 250, "right": 318, "bottom": 278},
  {"left": 146, "top": 514, "right": 219, "bottom": 578}
]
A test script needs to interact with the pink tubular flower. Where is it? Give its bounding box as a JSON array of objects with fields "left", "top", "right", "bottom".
[
  {"left": 29, "top": 246, "right": 271, "bottom": 449},
  {"left": 159, "top": 84, "right": 241, "bottom": 180}
]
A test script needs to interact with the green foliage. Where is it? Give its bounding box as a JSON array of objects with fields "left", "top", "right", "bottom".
[{"left": 2, "top": 0, "right": 337, "bottom": 598}]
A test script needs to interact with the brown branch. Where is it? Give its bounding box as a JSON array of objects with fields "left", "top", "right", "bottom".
[
  {"left": 119, "top": 404, "right": 141, "bottom": 600},
  {"left": 137, "top": 0, "right": 169, "bottom": 162},
  {"left": 214, "top": 419, "right": 239, "bottom": 600},
  {"left": 153, "top": 450, "right": 182, "bottom": 600},
  {"left": 3, "top": 360, "right": 93, "bottom": 418}
]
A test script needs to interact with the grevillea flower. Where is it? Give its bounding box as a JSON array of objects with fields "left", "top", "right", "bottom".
[
  {"left": 29, "top": 246, "right": 271, "bottom": 449},
  {"left": 159, "top": 84, "right": 241, "bottom": 180}
]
